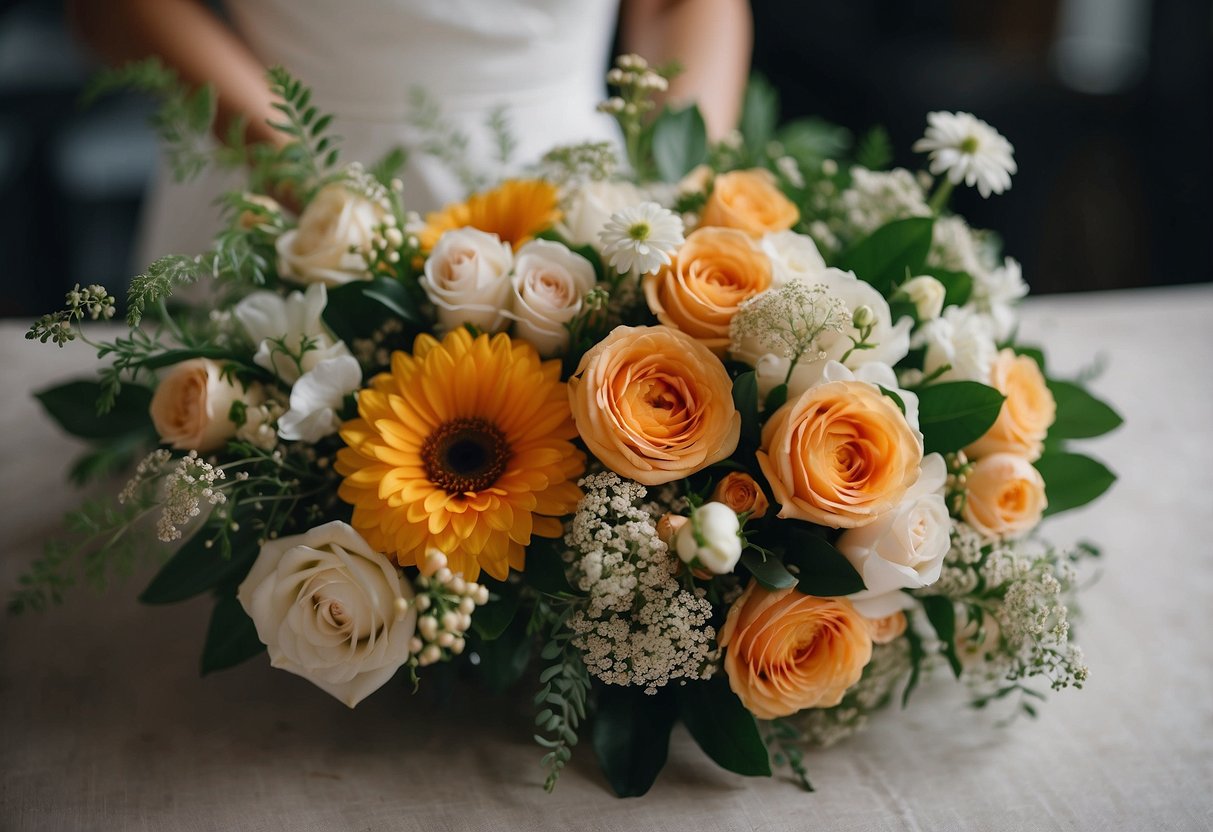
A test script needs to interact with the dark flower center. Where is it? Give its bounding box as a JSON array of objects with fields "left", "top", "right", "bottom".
[{"left": 422, "top": 418, "right": 511, "bottom": 494}]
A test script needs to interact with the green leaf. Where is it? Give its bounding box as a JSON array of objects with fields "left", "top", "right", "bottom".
[
  {"left": 854, "top": 125, "right": 893, "bottom": 171},
  {"left": 916, "top": 381, "right": 1006, "bottom": 454},
  {"left": 200, "top": 594, "right": 265, "bottom": 676},
  {"left": 35, "top": 380, "right": 153, "bottom": 440},
  {"left": 763, "top": 383, "right": 788, "bottom": 414},
  {"left": 368, "top": 145, "right": 407, "bottom": 186},
  {"left": 68, "top": 431, "right": 151, "bottom": 485},
  {"left": 920, "top": 595, "right": 962, "bottom": 678},
  {"left": 1034, "top": 452, "right": 1116, "bottom": 517},
  {"left": 470, "top": 577, "right": 520, "bottom": 640},
  {"left": 470, "top": 615, "right": 533, "bottom": 693},
  {"left": 878, "top": 384, "right": 906, "bottom": 415},
  {"left": 902, "top": 618, "right": 926, "bottom": 707},
  {"left": 776, "top": 118, "right": 851, "bottom": 165},
  {"left": 324, "top": 277, "right": 426, "bottom": 346},
  {"left": 593, "top": 684, "right": 677, "bottom": 797},
  {"left": 781, "top": 524, "right": 865, "bottom": 596},
  {"left": 740, "top": 550, "right": 797, "bottom": 590},
  {"left": 651, "top": 105, "right": 708, "bottom": 183},
  {"left": 923, "top": 268, "right": 973, "bottom": 307},
  {"left": 837, "top": 217, "right": 935, "bottom": 296},
  {"left": 524, "top": 536, "right": 574, "bottom": 596},
  {"left": 676, "top": 677, "right": 771, "bottom": 777},
  {"left": 1046, "top": 380, "right": 1123, "bottom": 440},
  {"left": 732, "top": 371, "right": 760, "bottom": 447},
  {"left": 1013, "top": 345, "right": 1046, "bottom": 372},
  {"left": 140, "top": 507, "right": 260, "bottom": 604},
  {"left": 739, "top": 74, "right": 779, "bottom": 156}
]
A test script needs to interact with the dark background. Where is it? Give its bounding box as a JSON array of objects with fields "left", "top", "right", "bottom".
[{"left": 1, "top": 0, "right": 1210, "bottom": 319}]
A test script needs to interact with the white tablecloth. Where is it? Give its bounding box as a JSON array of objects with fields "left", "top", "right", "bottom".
[{"left": 2, "top": 286, "right": 1211, "bottom": 831}]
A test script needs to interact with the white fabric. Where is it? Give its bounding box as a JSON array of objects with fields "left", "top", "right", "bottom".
[
  {"left": 3, "top": 285, "right": 1212, "bottom": 829},
  {"left": 137, "top": 0, "right": 622, "bottom": 264}
]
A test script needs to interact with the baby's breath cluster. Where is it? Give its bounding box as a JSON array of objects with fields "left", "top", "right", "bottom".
[
  {"left": 564, "top": 472, "right": 717, "bottom": 694},
  {"left": 118, "top": 449, "right": 173, "bottom": 505},
  {"left": 730, "top": 279, "right": 850, "bottom": 365},
  {"left": 408, "top": 548, "right": 490, "bottom": 668},
  {"left": 537, "top": 141, "right": 619, "bottom": 186},
  {"left": 839, "top": 168, "right": 932, "bottom": 236},
  {"left": 155, "top": 451, "right": 238, "bottom": 542}
]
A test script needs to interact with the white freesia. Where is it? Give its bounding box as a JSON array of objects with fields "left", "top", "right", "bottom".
[
  {"left": 509, "top": 239, "right": 597, "bottom": 357},
  {"left": 972, "top": 256, "right": 1028, "bottom": 341},
  {"left": 277, "top": 355, "right": 363, "bottom": 442},
  {"left": 556, "top": 180, "right": 646, "bottom": 249},
  {"left": 420, "top": 227, "right": 514, "bottom": 333},
  {"left": 237, "top": 521, "right": 416, "bottom": 708},
  {"left": 276, "top": 182, "right": 385, "bottom": 286},
  {"left": 675, "top": 501, "right": 742, "bottom": 575},
  {"left": 898, "top": 275, "right": 946, "bottom": 321},
  {"left": 916, "top": 305, "right": 998, "bottom": 384},
  {"left": 761, "top": 230, "right": 827, "bottom": 286},
  {"left": 913, "top": 111, "right": 1017, "bottom": 198},
  {"left": 234, "top": 283, "right": 350, "bottom": 384},
  {"left": 839, "top": 453, "right": 950, "bottom": 618}
]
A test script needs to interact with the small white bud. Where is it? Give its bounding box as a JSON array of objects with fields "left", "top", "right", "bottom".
[
  {"left": 675, "top": 501, "right": 743, "bottom": 575},
  {"left": 852, "top": 304, "right": 876, "bottom": 329},
  {"left": 437, "top": 632, "right": 455, "bottom": 648},
  {"left": 458, "top": 597, "right": 476, "bottom": 615},
  {"left": 418, "top": 615, "right": 438, "bottom": 641},
  {"left": 441, "top": 610, "right": 460, "bottom": 632},
  {"left": 898, "top": 275, "right": 946, "bottom": 321}
]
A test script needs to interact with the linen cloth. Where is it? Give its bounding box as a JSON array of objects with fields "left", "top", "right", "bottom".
[{"left": 2, "top": 285, "right": 1211, "bottom": 831}]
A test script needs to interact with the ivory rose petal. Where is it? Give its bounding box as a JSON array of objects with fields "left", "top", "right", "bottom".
[{"left": 276, "top": 182, "right": 385, "bottom": 286}]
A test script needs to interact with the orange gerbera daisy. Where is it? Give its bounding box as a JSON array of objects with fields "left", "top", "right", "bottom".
[
  {"left": 419, "top": 179, "right": 561, "bottom": 252},
  {"left": 335, "top": 328, "right": 584, "bottom": 581}
]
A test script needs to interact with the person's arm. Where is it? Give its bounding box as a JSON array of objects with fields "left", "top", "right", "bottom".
[
  {"left": 66, "top": 0, "right": 283, "bottom": 150},
  {"left": 620, "top": 0, "right": 752, "bottom": 142}
]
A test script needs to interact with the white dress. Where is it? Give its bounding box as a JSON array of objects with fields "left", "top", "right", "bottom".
[{"left": 136, "top": 0, "right": 622, "bottom": 263}]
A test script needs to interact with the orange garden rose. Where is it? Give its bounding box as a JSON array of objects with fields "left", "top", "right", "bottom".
[
  {"left": 710, "top": 471, "right": 769, "bottom": 519},
  {"left": 757, "top": 380, "right": 923, "bottom": 528},
  {"left": 962, "top": 452, "right": 1047, "bottom": 539},
  {"left": 863, "top": 610, "right": 908, "bottom": 645},
  {"left": 699, "top": 169, "right": 800, "bottom": 236},
  {"left": 150, "top": 358, "right": 261, "bottom": 453},
  {"left": 567, "top": 325, "right": 740, "bottom": 486},
  {"left": 720, "top": 582, "right": 873, "bottom": 719},
  {"left": 966, "top": 349, "right": 1056, "bottom": 461},
  {"left": 642, "top": 227, "right": 772, "bottom": 354}
]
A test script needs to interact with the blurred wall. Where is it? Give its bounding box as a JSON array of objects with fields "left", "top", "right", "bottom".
[{"left": 0, "top": 0, "right": 1209, "bottom": 319}]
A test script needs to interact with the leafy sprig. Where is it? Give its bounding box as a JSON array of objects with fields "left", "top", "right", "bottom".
[
  {"left": 530, "top": 598, "right": 590, "bottom": 792},
  {"left": 264, "top": 66, "right": 341, "bottom": 193}
]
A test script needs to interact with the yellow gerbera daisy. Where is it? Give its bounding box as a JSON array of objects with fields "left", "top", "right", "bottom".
[
  {"left": 335, "top": 328, "right": 584, "bottom": 581},
  {"left": 419, "top": 179, "right": 561, "bottom": 252}
]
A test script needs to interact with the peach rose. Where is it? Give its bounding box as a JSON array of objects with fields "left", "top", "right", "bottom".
[
  {"left": 643, "top": 227, "right": 772, "bottom": 354},
  {"left": 863, "top": 610, "right": 908, "bottom": 645},
  {"left": 150, "top": 358, "right": 261, "bottom": 453},
  {"left": 568, "top": 325, "right": 740, "bottom": 486},
  {"left": 699, "top": 169, "right": 800, "bottom": 236},
  {"left": 966, "top": 349, "right": 1056, "bottom": 461},
  {"left": 720, "top": 582, "right": 873, "bottom": 718},
  {"left": 757, "top": 380, "right": 923, "bottom": 528},
  {"left": 962, "top": 452, "right": 1047, "bottom": 539},
  {"left": 710, "top": 471, "right": 769, "bottom": 519}
]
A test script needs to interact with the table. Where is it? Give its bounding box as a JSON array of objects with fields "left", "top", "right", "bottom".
[{"left": 2, "top": 286, "right": 1211, "bottom": 831}]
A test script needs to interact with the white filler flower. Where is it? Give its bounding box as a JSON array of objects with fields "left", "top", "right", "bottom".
[
  {"left": 914, "top": 111, "right": 1017, "bottom": 197},
  {"left": 598, "top": 201, "right": 685, "bottom": 275}
]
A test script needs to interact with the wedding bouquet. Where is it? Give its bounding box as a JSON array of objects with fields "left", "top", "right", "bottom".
[{"left": 19, "top": 56, "right": 1121, "bottom": 796}]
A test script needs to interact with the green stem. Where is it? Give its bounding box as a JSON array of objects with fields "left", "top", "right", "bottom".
[{"left": 929, "top": 178, "right": 955, "bottom": 215}]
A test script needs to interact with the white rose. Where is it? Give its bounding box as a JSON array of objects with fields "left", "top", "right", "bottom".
[
  {"left": 916, "top": 305, "right": 998, "bottom": 384},
  {"left": 149, "top": 358, "right": 261, "bottom": 453},
  {"left": 761, "top": 230, "right": 827, "bottom": 286},
  {"left": 556, "top": 180, "right": 647, "bottom": 249},
  {"left": 234, "top": 283, "right": 350, "bottom": 384},
  {"left": 509, "top": 239, "right": 597, "bottom": 357},
  {"left": 276, "top": 183, "right": 384, "bottom": 286},
  {"left": 237, "top": 521, "right": 416, "bottom": 708},
  {"left": 817, "top": 268, "right": 912, "bottom": 369},
  {"left": 839, "top": 453, "right": 950, "bottom": 617},
  {"left": 675, "top": 501, "right": 742, "bottom": 575},
  {"left": 898, "top": 275, "right": 946, "bottom": 321},
  {"left": 420, "top": 227, "right": 514, "bottom": 333},
  {"left": 277, "top": 355, "right": 363, "bottom": 443}
]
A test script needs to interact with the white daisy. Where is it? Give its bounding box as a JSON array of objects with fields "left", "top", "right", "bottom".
[
  {"left": 598, "top": 201, "right": 685, "bottom": 275},
  {"left": 914, "top": 111, "right": 1017, "bottom": 198}
]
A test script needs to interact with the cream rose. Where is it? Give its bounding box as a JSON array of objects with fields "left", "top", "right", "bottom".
[
  {"left": 643, "top": 227, "right": 772, "bottom": 354},
  {"left": 720, "top": 582, "right": 872, "bottom": 718},
  {"left": 150, "top": 358, "right": 260, "bottom": 453},
  {"left": 568, "top": 325, "right": 740, "bottom": 486},
  {"left": 276, "top": 183, "right": 384, "bottom": 286},
  {"left": 838, "top": 453, "right": 950, "bottom": 614},
  {"left": 757, "top": 373, "right": 923, "bottom": 528},
  {"left": 420, "top": 227, "right": 515, "bottom": 333},
  {"left": 509, "top": 239, "right": 597, "bottom": 357},
  {"left": 963, "top": 453, "right": 1047, "bottom": 539},
  {"left": 965, "top": 348, "right": 1056, "bottom": 461},
  {"left": 761, "top": 230, "right": 827, "bottom": 286},
  {"left": 237, "top": 521, "right": 416, "bottom": 708},
  {"left": 700, "top": 169, "right": 800, "bottom": 236},
  {"left": 555, "top": 180, "right": 646, "bottom": 249}
]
